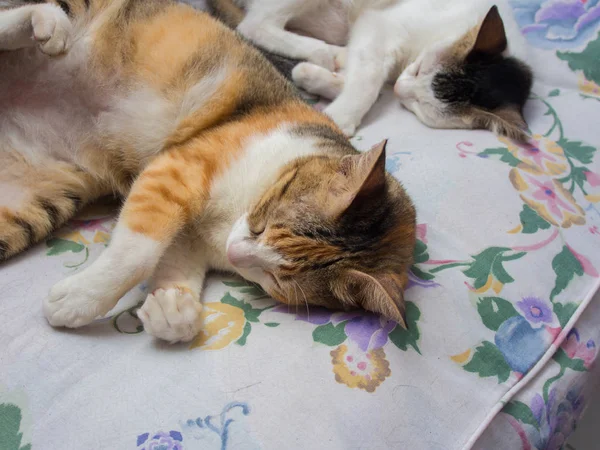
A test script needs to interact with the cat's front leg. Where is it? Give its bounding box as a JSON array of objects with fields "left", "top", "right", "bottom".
[
  {"left": 44, "top": 148, "right": 210, "bottom": 329},
  {"left": 137, "top": 236, "right": 208, "bottom": 343},
  {"left": 0, "top": 3, "right": 71, "bottom": 55},
  {"left": 323, "top": 32, "right": 390, "bottom": 136}
]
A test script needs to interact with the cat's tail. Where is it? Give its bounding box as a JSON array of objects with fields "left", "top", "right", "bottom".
[
  {"left": 206, "top": 0, "right": 245, "bottom": 28},
  {"left": 0, "top": 160, "right": 107, "bottom": 262}
]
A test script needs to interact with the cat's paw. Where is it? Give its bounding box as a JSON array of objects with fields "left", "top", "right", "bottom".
[
  {"left": 324, "top": 104, "right": 359, "bottom": 137},
  {"left": 44, "top": 275, "right": 112, "bottom": 328},
  {"left": 309, "top": 45, "right": 344, "bottom": 72},
  {"left": 31, "top": 4, "right": 72, "bottom": 56},
  {"left": 138, "top": 288, "right": 203, "bottom": 343}
]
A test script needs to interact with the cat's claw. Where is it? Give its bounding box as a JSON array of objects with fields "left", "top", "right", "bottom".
[
  {"left": 138, "top": 288, "right": 203, "bottom": 343},
  {"left": 32, "top": 4, "right": 72, "bottom": 56},
  {"left": 44, "top": 275, "right": 113, "bottom": 328}
]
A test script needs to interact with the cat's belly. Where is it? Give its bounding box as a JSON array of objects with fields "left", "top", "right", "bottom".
[{"left": 0, "top": 50, "right": 105, "bottom": 165}]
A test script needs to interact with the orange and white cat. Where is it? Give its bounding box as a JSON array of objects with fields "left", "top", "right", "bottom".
[{"left": 0, "top": 0, "right": 416, "bottom": 342}]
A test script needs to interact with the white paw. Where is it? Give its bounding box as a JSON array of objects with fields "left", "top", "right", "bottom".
[
  {"left": 292, "top": 62, "right": 322, "bottom": 90},
  {"left": 138, "top": 288, "right": 203, "bottom": 343},
  {"left": 309, "top": 45, "right": 343, "bottom": 71},
  {"left": 31, "top": 4, "right": 72, "bottom": 56},
  {"left": 44, "top": 275, "right": 113, "bottom": 328},
  {"left": 324, "top": 104, "right": 358, "bottom": 137}
]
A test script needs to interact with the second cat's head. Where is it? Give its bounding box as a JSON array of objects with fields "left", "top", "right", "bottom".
[{"left": 393, "top": 6, "right": 533, "bottom": 142}]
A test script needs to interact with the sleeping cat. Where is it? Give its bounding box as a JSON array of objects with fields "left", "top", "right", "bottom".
[
  {"left": 0, "top": 0, "right": 416, "bottom": 342},
  {"left": 208, "top": 0, "right": 534, "bottom": 140}
]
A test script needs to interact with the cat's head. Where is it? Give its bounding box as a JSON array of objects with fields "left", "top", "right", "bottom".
[
  {"left": 226, "top": 140, "right": 416, "bottom": 327},
  {"left": 393, "top": 6, "right": 533, "bottom": 142}
]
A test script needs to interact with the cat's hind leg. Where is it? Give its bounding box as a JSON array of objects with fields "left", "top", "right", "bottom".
[
  {"left": 0, "top": 2, "right": 71, "bottom": 55},
  {"left": 138, "top": 235, "right": 208, "bottom": 343},
  {"left": 292, "top": 62, "right": 344, "bottom": 100},
  {"left": 0, "top": 152, "right": 108, "bottom": 261}
]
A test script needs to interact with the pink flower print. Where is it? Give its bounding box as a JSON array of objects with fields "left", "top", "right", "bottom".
[
  {"left": 530, "top": 178, "right": 578, "bottom": 218},
  {"left": 562, "top": 328, "right": 597, "bottom": 369},
  {"left": 584, "top": 170, "right": 600, "bottom": 187},
  {"left": 510, "top": 169, "right": 586, "bottom": 228},
  {"left": 500, "top": 135, "right": 568, "bottom": 176}
]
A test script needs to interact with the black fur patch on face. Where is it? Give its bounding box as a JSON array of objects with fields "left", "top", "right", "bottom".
[{"left": 432, "top": 56, "right": 532, "bottom": 112}]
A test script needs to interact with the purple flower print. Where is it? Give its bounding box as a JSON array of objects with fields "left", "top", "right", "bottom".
[
  {"left": 511, "top": 0, "right": 600, "bottom": 49},
  {"left": 517, "top": 296, "right": 554, "bottom": 324},
  {"left": 274, "top": 306, "right": 397, "bottom": 350},
  {"left": 529, "top": 386, "right": 586, "bottom": 450},
  {"left": 137, "top": 430, "right": 183, "bottom": 450}
]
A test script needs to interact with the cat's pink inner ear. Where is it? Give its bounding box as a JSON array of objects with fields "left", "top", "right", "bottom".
[
  {"left": 332, "top": 140, "right": 388, "bottom": 217},
  {"left": 349, "top": 139, "right": 387, "bottom": 197},
  {"left": 341, "top": 270, "right": 407, "bottom": 328},
  {"left": 470, "top": 5, "right": 507, "bottom": 58}
]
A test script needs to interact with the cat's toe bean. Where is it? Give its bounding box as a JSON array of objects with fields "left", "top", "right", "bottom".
[
  {"left": 138, "top": 288, "right": 203, "bottom": 343},
  {"left": 44, "top": 276, "right": 108, "bottom": 328}
]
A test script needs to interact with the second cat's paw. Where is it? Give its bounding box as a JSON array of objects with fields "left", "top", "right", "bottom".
[
  {"left": 324, "top": 105, "right": 358, "bottom": 137},
  {"left": 31, "top": 4, "right": 72, "bottom": 56},
  {"left": 309, "top": 45, "right": 344, "bottom": 72},
  {"left": 138, "top": 288, "right": 203, "bottom": 343}
]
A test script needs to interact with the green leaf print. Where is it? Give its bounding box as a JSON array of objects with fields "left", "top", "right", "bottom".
[
  {"left": 46, "top": 238, "right": 85, "bottom": 256},
  {"left": 559, "top": 138, "right": 596, "bottom": 165},
  {"left": 264, "top": 322, "right": 280, "bottom": 328},
  {"left": 463, "top": 341, "right": 511, "bottom": 383},
  {"left": 236, "top": 322, "right": 252, "bottom": 346},
  {"left": 503, "top": 401, "right": 540, "bottom": 430},
  {"left": 557, "top": 31, "right": 600, "bottom": 85},
  {"left": 313, "top": 322, "right": 348, "bottom": 346},
  {"left": 553, "top": 302, "right": 579, "bottom": 328},
  {"left": 479, "top": 147, "right": 521, "bottom": 167},
  {"left": 477, "top": 297, "right": 519, "bottom": 332},
  {"left": 548, "top": 89, "right": 560, "bottom": 97},
  {"left": 413, "top": 240, "right": 429, "bottom": 264},
  {"left": 519, "top": 205, "right": 551, "bottom": 234},
  {"left": 0, "top": 403, "right": 31, "bottom": 450},
  {"left": 221, "top": 292, "right": 264, "bottom": 323},
  {"left": 411, "top": 265, "right": 435, "bottom": 281},
  {"left": 463, "top": 247, "right": 526, "bottom": 289},
  {"left": 553, "top": 348, "right": 587, "bottom": 372},
  {"left": 388, "top": 302, "right": 421, "bottom": 354},
  {"left": 550, "top": 246, "right": 584, "bottom": 300}
]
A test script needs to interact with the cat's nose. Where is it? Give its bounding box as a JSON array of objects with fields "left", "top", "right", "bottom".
[
  {"left": 226, "top": 240, "right": 256, "bottom": 268},
  {"left": 393, "top": 79, "right": 414, "bottom": 100}
]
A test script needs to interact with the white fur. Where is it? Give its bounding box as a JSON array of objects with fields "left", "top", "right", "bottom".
[
  {"left": 138, "top": 288, "right": 204, "bottom": 343},
  {"left": 236, "top": 0, "right": 529, "bottom": 135},
  {"left": 44, "top": 224, "right": 164, "bottom": 327}
]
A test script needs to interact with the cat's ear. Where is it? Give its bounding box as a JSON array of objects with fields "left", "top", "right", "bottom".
[
  {"left": 467, "top": 6, "right": 507, "bottom": 60},
  {"left": 468, "top": 107, "right": 530, "bottom": 143},
  {"left": 333, "top": 270, "right": 407, "bottom": 327},
  {"left": 336, "top": 140, "right": 387, "bottom": 214}
]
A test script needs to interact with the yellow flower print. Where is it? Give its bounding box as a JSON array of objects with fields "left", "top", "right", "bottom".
[
  {"left": 57, "top": 230, "right": 90, "bottom": 245},
  {"left": 579, "top": 75, "right": 600, "bottom": 98},
  {"left": 190, "top": 302, "right": 246, "bottom": 350},
  {"left": 510, "top": 169, "right": 585, "bottom": 228},
  {"left": 499, "top": 135, "right": 568, "bottom": 176},
  {"left": 330, "top": 344, "right": 391, "bottom": 393},
  {"left": 93, "top": 231, "right": 111, "bottom": 245}
]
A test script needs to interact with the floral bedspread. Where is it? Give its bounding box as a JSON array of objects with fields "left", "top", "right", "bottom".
[{"left": 2, "top": 1, "right": 600, "bottom": 449}]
